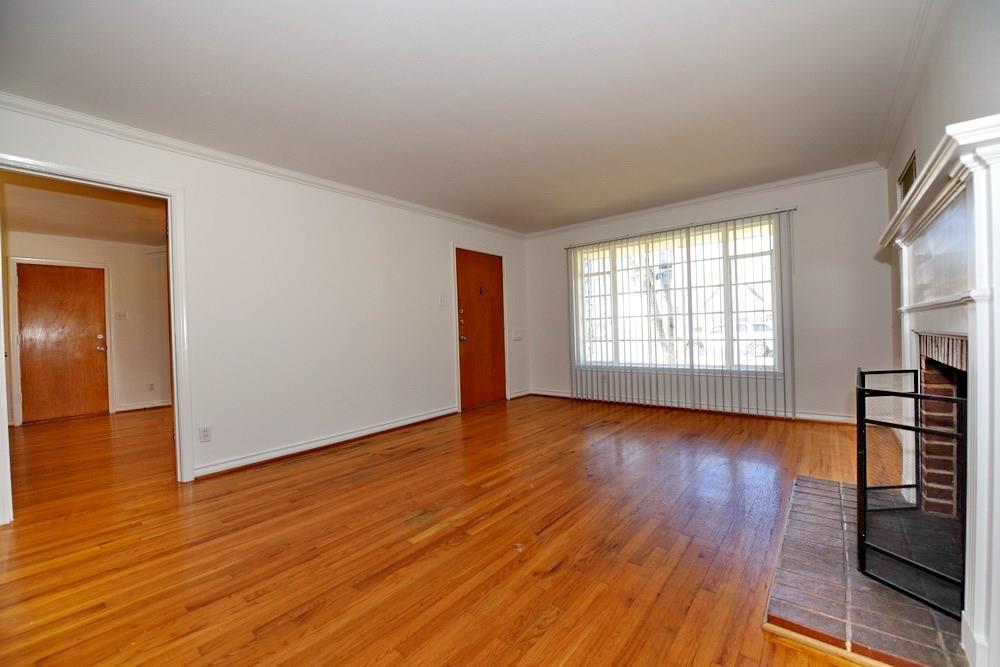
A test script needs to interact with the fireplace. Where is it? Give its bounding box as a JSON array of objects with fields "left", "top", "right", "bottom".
[
  {"left": 856, "top": 334, "right": 968, "bottom": 618},
  {"left": 874, "top": 113, "right": 1000, "bottom": 663},
  {"left": 918, "top": 334, "right": 967, "bottom": 517}
]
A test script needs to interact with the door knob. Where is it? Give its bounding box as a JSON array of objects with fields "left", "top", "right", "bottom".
[
  {"left": 459, "top": 336, "right": 468, "bottom": 341},
  {"left": 97, "top": 346, "right": 106, "bottom": 352}
]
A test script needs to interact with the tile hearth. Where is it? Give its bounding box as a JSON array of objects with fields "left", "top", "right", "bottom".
[{"left": 764, "top": 477, "right": 966, "bottom": 666}]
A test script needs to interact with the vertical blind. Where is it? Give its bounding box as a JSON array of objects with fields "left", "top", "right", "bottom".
[{"left": 567, "top": 210, "right": 794, "bottom": 417}]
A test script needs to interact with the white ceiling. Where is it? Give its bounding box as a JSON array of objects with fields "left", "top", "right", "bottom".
[
  {"left": 0, "top": 1, "right": 942, "bottom": 232},
  {"left": 1, "top": 171, "right": 168, "bottom": 246}
]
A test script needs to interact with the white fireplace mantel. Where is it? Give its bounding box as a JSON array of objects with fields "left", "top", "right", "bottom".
[{"left": 880, "top": 113, "right": 1000, "bottom": 667}]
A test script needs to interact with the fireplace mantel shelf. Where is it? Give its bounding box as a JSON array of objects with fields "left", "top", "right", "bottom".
[
  {"left": 880, "top": 113, "right": 1000, "bottom": 249},
  {"left": 898, "top": 294, "right": 976, "bottom": 314}
]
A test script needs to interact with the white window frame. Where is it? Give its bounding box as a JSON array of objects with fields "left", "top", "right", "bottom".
[{"left": 572, "top": 216, "right": 785, "bottom": 375}]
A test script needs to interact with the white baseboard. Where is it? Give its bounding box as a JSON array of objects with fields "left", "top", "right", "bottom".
[
  {"left": 193, "top": 405, "right": 459, "bottom": 477},
  {"left": 795, "top": 411, "right": 854, "bottom": 424},
  {"left": 509, "top": 389, "right": 531, "bottom": 398},
  {"left": 115, "top": 399, "right": 173, "bottom": 413},
  {"left": 528, "top": 388, "right": 572, "bottom": 398},
  {"left": 963, "top": 616, "right": 988, "bottom": 667}
]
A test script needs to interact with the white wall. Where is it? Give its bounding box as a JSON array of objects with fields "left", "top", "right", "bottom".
[
  {"left": 886, "top": 0, "right": 1000, "bottom": 211},
  {"left": 2, "top": 231, "right": 172, "bottom": 416},
  {"left": 0, "top": 103, "right": 528, "bottom": 477},
  {"left": 526, "top": 165, "right": 892, "bottom": 420}
]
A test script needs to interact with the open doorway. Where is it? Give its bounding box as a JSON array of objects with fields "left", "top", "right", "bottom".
[{"left": 0, "top": 168, "right": 177, "bottom": 511}]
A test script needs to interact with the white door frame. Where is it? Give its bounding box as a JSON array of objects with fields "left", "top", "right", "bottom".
[
  {"left": 450, "top": 242, "right": 511, "bottom": 411},
  {"left": 7, "top": 258, "right": 116, "bottom": 425},
  {"left": 0, "top": 153, "right": 195, "bottom": 525}
]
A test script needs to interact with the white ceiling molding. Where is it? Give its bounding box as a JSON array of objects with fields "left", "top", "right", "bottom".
[
  {"left": 526, "top": 162, "right": 884, "bottom": 240},
  {"left": 875, "top": 0, "right": 951, "bottom": 166},
  {"left": 0, "top": 91, "right": 523, "bottom": 240}
]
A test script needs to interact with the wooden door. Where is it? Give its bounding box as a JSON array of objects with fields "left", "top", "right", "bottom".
[
  {"left": 456, "top": 249, "right": 506, "bottom": 409},
  {"left": 18, "top": 264, "right": 110, "bottom": 422}
]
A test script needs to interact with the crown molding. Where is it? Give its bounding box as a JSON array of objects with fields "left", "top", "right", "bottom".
[
  {"left": 526, "top": 162, "right": 884, "bottom": 239},
  {"left": 875, "top": 0, "right": 949, "bottom": 166},
  {"left": 0, "top": 91, "right": 524, "bottom": 239}
]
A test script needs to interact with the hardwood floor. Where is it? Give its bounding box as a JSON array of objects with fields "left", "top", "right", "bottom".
[{"left": 0, "top": 397, "right": 859, "bottom": 665}]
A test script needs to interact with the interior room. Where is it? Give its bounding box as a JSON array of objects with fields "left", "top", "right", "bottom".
[
  {"left": 0, "top": 170, "right": 175, "bottom": 502},
  {"left": 0, "top": 1, "right": 997, "bottom": 665}
]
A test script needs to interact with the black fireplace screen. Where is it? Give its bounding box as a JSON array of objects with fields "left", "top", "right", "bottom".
[{"left": 856, "top": 368, "right": 966, "bottom": 618}]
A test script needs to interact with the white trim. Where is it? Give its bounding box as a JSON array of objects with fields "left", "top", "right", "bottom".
[
  {"left": 193, "top": 406, "right": 459, "bottom": 476},
  {"left": 508, "top": 389, "right": 531, "bottom": 399},
  {"left": 526, "top": 162, "right": 883, "bottom": 240},
  {"left": 900, "top": 294, "right": 976, "bottom": 313},
  {"left": 0, "top": 237, "right": 8, "bottom": 523},
  {"left": 0, "top": 152, "right": 195, "bottom": 506},
  {"left": 794, "top": 411, "right": 854, "bottom": 424},
  {"left": 0, "top": 91, "right": 521, "bottom": 240},
  {"left": 116, "top": 399, "right": 172, "bottom": 412},
  {"left": 947, "top": 113, "right": 1000, "bottom": 146},
  {"left": 7, "top": 258, "right": 116, "bottom": 426},
  {"left": 528, "top": 389, "right": 573, "bottom": 398},
  {"left": 451, "top": 244, "right": 511, "bottom": 410},
  {"left": 880, "top": 134, "right": 960, "bottom": 247},
  {"left": 0, "top": 92, "right": 890, "bottom": 241}
]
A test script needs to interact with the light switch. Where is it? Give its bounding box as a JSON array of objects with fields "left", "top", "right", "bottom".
[
  {"left": 438, "top": 295, "right": 449, "bottom": 307},
  {"left": 511, "top": 328, "right": 524, "bottom": 341}
]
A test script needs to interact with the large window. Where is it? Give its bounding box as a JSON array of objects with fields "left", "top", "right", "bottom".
[{"left": 568, "top": 211, "right": 793, "bottom": 416}]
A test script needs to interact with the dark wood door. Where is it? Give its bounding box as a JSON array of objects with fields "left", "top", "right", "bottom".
[
  {"left": 456, "top": 249, "right": 506, "bottom": 409},
  {"left": 18, "top": 263, "right": 110, "bottom": 422}
]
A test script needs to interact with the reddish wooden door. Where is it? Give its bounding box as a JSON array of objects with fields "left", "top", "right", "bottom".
[
  {"left": 17, "top": 264, "right": 110, "bottom": 422},
  {"left": 456, "top": 249, "right": 506, "bottom": 409}
]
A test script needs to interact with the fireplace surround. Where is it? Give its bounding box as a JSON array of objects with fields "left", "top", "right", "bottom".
[{"left": 873, "top": 113, "right": 1000, "bottom": 665}]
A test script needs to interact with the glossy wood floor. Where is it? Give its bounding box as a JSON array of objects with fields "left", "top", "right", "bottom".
[{"left": 0, "top": 397, "right": 860, "bottom": 665}]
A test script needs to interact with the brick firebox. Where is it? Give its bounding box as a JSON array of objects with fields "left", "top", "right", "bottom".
[{"left": 918, "top": 333, "right": 967, "bottom": 516}]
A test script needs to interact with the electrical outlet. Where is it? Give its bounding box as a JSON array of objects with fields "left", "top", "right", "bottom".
[{"left": 198, "top": 426, "right": 212, "bottom": 443}]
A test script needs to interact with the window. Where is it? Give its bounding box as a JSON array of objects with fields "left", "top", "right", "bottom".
[
  {"left": 568, "top": 211, "right": 793, "bottom": 416},
  {"left": 573, "top": 215, "right": 780, "bottom": 370}
]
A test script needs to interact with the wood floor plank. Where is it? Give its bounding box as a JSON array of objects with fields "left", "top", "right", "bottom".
[{"left": 0, "top": 397, "right": 859, "bottom": 665}]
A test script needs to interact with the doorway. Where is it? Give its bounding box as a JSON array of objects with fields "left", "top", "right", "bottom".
[
  {"left": 455, "top": 248, "right": 507, "bottom": 409},
  {"left": 0, "top": 164, "right": 186, "bottom": 523}
]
